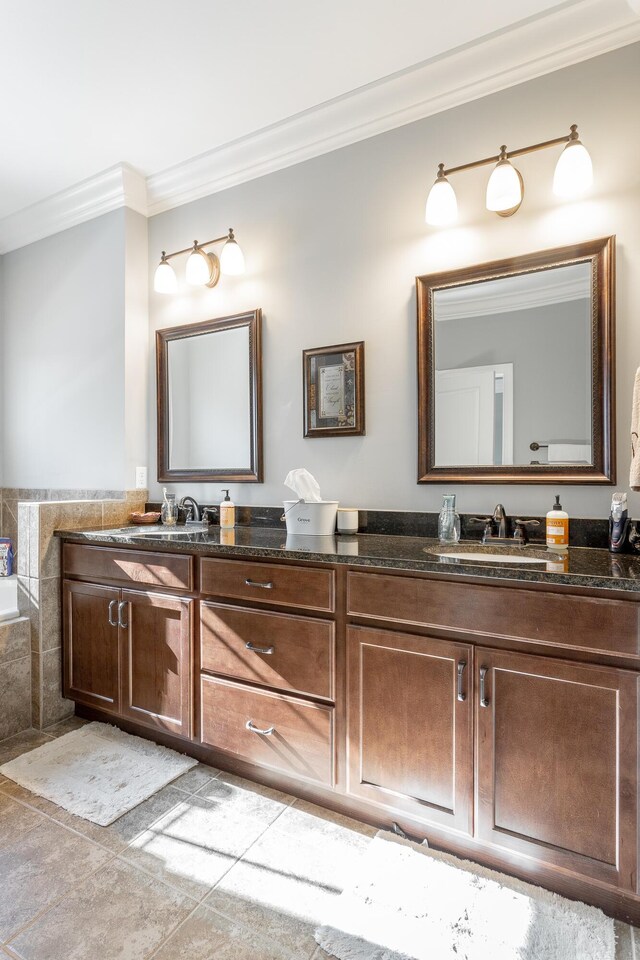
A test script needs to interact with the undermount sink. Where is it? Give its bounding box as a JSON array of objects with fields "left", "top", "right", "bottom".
[
  {"left": 424, "top": 543, "right": 558, "bottom": 564},
  {"left": 118, "top": 525, "right": 208, "bottom": 537}
]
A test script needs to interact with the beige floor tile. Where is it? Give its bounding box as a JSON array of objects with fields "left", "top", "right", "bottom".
[
  {"left": 122, "top": 784, "right": 289, "bottom": 900},
  {"left": 171, "top": 762, "right": 220, "bottom": 795},
  {"left": 0, "top": 817, "right": 111, "bottom": 941},
  {"left": 194, "top": 770, "right": 294, "bottom": 810},
  {"left": 8, "top": 858, "right": 194, "bottom": 960},
  {"left": 0, "top": 792, "right": 45, "bottom": 843},
  {"left": 0, "top": 729, "right": 53, "bottom": 765},
  {"left": 615, "top": 921, "right": 634, "bottom": 959},
  {"left": 0, "top": 779, "right": 186, "bottom": 854},
  {"left": 150, "top": 904, "right": 293, "bottom": 960},
  {"left": 203, "top": 800, "right": 374, "bottom": 957},
  {"left": 42, "top": 715, "right": 89, "bottom": 738}
]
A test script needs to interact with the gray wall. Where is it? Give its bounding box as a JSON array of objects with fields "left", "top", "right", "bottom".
[
  {"left": 0, "top": 208, "right": 148, "bottom": 490},
  {"left": 436, "top": 299, "right": 591, "bottom": 464},
  {"left": 148, "top": 43, "right": 640, "bottom": 518}
]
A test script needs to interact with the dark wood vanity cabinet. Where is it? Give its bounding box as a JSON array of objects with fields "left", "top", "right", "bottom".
[
  {"left": 63, "top": 580, "right": 121, "bottom": 714},
  {"left": 62, "top": 545, "right": 194, "bottom": 739},
  {"left": 346, "top": 625, "right": 473, "bottom": 834},
  {"left": 119, "top": 590, "right": 193, "bottom": 738},
  {"left": 475, "top": 648, "right": 638, "bottom": 890},
  {"left": 61, "top": 541, "right": 640, "bottom": 922}
]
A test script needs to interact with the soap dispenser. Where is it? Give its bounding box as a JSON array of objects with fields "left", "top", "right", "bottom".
[
  {"left": 220, "top": 489, "right": 235, "bottom": 529},
  {"left": 546, "top": 495, "right": 569, "bottom": 551},
  {"left": 438, "top": 494, "right": 461, "bottom": 544}
]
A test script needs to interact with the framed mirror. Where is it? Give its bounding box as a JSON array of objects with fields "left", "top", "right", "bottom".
[
  {"left": 156, "top": 309, "right": 263, "bottom": 483},
  {"left": 417, "top": 236, "right": 615, "bottom": 484}
]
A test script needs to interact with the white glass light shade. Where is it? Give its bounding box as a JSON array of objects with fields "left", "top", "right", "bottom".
[
  {"left": 553, "top": 140, "right": 593, "bottom": 198},
  {"left": 153, "top": 259, "right": 177, "bottom": 294},
  {"left": 185, "top": 248, "right": 212, "bottom": 285},
  {"left": 425, "top": 177, "right": 458, "bottom": 226},
  {"left": 486, "top": 159, "right": 522, "bottom": 212},
  {"left": 220, "top": 237, "right": 245, "bottom": 275}
]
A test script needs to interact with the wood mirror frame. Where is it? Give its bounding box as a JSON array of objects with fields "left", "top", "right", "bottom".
[
  {"left": 156, "top": 309, "right": 263, "bottom": 483},
  {"left": 417, "top": 236, "right": 616, "bottom": 484}
]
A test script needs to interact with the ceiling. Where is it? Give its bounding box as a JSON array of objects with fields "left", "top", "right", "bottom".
[{"left": 0, "top": 0, "right": 638, "bottom": 234}]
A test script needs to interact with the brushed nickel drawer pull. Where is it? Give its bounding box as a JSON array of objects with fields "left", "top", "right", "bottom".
[
  {"left": 457, "top": 660, "right": 467, "bottom": 702},
  {"left": 480, "top": 665, "right": 489, "bottom": 708},
  {"left": 117, "top": 600, "right": 129, "bottom": 630},
  {"left": 108, "top": 600, "right": 118, "bottom": 627},
  {"left": 246, "top": 641, "right": 275, "bottom": 655},
  {"left": 246, "top": 720, "right": 275, "bottom": 735},
  {"left": 245, "top": 579, "right": 273, "bottom": 589}
]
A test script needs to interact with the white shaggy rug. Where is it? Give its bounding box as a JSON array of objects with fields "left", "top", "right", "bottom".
[
  {"left": 0, "top": 722, "right": 197, "bottom": 825},
  {"left": 315, "top": 832, "right": 615, "bottom": 960}
]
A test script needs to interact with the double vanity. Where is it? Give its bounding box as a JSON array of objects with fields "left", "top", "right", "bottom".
[{"left": 58, "top": 523, "right": 640, "bottom": 924}]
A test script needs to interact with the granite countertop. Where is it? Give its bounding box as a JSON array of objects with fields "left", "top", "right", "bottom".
[{"left": 55, "top": 524, "right": 640, "bottom": 593}]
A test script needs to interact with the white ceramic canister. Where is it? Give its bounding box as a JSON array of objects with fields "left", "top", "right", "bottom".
[{"left": 337, "top": 508, "right": 359, "bottom": 534}]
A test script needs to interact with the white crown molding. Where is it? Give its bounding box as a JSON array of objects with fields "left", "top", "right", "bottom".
[
  {"left": 0, "top": 0, "right": 638, "bottom": 251},
  {"left": 0, "top": 163, "right": 147, "bottom": 254},
  {"left": 146, "top": 0, "right": 640, "bottom": 216},
  {"left": 435, "top": 264, "right": 591, "bottom": 320}
]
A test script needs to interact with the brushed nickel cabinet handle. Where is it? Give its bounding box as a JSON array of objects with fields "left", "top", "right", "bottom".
[
  {"left": 457, "top": 660, "right": 467, "bottom": 702},
  {"left": 480, "top": 666, "right": 490, "bottom": 708},
  {"left": 117, "top": 600, "right": 129, "bottom": 630},
  {"left": 246, "top": 720, "right": 275, "bottom": 735},
  {"left": 245, "top": 579, "right": 273, "bottom": 589},
  {"left": 108, "top": 600, "right": 118, "bottom": 627},
  {"left": 246, "top": 641, "right": 275, "bottom": 655}
]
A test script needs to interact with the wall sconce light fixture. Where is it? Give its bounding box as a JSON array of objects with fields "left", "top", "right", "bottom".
[
  {"left": 153, "top": 227, "right": 245, "bottom": 294},
  {"left": 425, "top": 124, "right": 593, "bottom": 226}
]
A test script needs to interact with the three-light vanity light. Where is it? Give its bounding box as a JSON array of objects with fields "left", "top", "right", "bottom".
[
  {"left": 425, "top": 124, "right": 593, "bottom": 226},
  {"left": 153, "top": 227, "right": 245, "bottom": 294}
]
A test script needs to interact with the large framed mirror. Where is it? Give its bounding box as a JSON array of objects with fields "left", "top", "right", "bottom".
[
  {"left": 417, "top": 236, "right": 615, "bottom": 484},
  {"left": 156, "top": 309, "right": 263, "bottom": 483}
]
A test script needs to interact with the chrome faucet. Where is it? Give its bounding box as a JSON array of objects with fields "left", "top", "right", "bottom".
[
  {"left": 179, "top": 496, "right": 201, "bottom": 522},
  {"left": 492, "top": 503, "right": 508, "bottom": 538}
]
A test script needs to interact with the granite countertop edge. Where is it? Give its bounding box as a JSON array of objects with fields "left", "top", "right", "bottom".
[{"left": 54, "top": 526, "right": 640, "bottom": 594}]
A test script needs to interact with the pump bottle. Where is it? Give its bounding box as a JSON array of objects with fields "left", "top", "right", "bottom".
[
  {"left": 546, "top": 495, "right": 569, "bottom": 551},
  {"left": 220, "top": 489, "right": 235, "bottom": 529}
]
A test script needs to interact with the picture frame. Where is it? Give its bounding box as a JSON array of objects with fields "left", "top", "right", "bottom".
[{"left": 303, "top": 341, "right": 365, "bottom": 437}]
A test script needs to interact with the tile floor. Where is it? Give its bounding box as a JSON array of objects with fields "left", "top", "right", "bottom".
[
  {"left": 0, "top": 718, "right": 636, "bottom": 959},
  {"left": 0, "top": 719, "right": 372, "bottom": 959}
]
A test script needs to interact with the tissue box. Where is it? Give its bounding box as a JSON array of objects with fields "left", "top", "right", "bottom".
[{"left": 283, "top": 501, "right": 339, "bottom": 536}]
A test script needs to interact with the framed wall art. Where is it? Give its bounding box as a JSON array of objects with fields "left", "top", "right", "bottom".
[{"left": 303, "top": 341, "right": 365, "bottom": 437}]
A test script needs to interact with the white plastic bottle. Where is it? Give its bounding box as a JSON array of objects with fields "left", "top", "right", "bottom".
[
  {"left": 546, "top": 495, "right": 569, "bottom": 551},
  {"left": 220, "top": 489, "right": 235, "bottom": 529}
]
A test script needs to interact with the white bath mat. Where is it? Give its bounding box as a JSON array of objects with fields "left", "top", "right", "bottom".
[
  {"left": 0, "top": 722, "right": 197, "bottom": 825},
  {"left": 316, "top": 831, "right": 615, "bottom": 960}
]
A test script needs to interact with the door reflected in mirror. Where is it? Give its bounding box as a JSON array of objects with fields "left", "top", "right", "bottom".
[
  {"left": 156, "top": 310, "right": 263, "bottom": 483},
  {"left": 433, "top": 262, "right": 592, "bottom": 468},
  {"left": 417, "top": 237, "right": 615, "bottom": 483}
]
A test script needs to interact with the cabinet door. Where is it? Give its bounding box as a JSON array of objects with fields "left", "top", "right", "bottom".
[
  {"left": 119, "top": 590, "right": 193, "bottom": 738},
  {"left": 63, "top": 580, "right": 120, "bottom": 713},
  {"left": 347, "top": 625, "right": 473, "bottom": 834},
  {"left": 476, "top": 648, "right": 638, "bottom": 889}
]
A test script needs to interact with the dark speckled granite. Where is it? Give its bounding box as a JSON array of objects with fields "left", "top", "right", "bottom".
[
  {"left": 145, "top": 503, "right": 610, "bottom": 548},
  {"left": 56, "top": 525, "right": 640, "bottom": 594}
]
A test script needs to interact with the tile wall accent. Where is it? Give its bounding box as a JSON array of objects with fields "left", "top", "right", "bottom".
[
  {"left": 16, "top": 491, "right": 146, "bottom": 729},
  {"left": 0, "top": 617, "right": 31, "bottom": 739}
]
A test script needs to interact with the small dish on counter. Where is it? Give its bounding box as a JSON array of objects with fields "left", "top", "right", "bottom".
[{"left": 128, "top": 511, "right": 161, "bottom": 525}]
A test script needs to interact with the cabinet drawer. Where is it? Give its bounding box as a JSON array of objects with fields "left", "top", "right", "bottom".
[
  {"left": 200, "top": 557, "right": 334, "bottom": 612},
  {"left": 200, "top": 602, "right": 334, "bottom": 700},
  {"left": 63, "top": 543, "right": 193, "bottom": 591},
  {"left": 200, "top": 675, "right": 334, "bottom": 786},
  {"left": 347, "top": 571, "right": 640, "bottom": 657}
]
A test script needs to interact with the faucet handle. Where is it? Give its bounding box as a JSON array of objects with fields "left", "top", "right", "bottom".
[
  {"left": 202, "top": 506, "right": 218, "bottom": 525},
  {"left": 469, "top": 517, "right": 494, "bottom": 542},
  {"left": 513, "top": 519, "right": 540, "bottom": 543}
]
